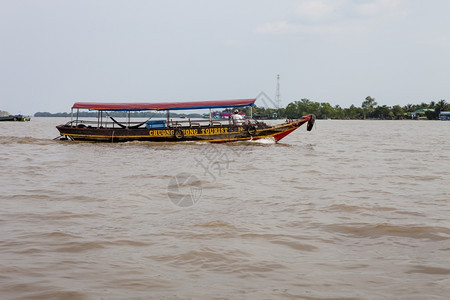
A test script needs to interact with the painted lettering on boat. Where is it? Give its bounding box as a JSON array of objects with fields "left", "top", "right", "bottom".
[
  {"left": 200, "top": 127, "right": 229, "bottom": 135},
  {"left": 148, "top": 129, "right": 175, "bottom": 136},
  {"left": 148, "top": 127, "right": 229, "bottom": 137},
  {"left": 183, "top": 129, "right": 200, "bottom": 136}
]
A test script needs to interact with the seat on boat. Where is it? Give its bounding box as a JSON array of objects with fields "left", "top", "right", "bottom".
[
  {"left": 169, "top": 120, "right": 182, "bottom": 128},
  {"left": 189, "top": 119, "right": 201, "bottom": 127},
  {"left": 210, "top": 121, "right": 222, "bottom": 127}
]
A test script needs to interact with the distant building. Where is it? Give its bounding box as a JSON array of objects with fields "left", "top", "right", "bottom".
[
  {"left": 439, "top": 111, "right": 450, "bottom": 121},
  {"left": 411, "top": 109, "right": 434, "bottom": 119}
]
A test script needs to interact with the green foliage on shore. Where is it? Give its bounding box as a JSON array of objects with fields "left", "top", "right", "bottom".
[{"left": 254, "top": 98, "right": 449, "bottom": 120}]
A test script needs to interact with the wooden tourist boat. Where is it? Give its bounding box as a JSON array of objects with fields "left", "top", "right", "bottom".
[{"left": 56, "top": 99, "right": 315, "bottom": 143}]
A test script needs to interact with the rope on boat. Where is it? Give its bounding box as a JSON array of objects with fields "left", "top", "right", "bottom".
[
  {"left": 105, "top": 112, "right": 126, "bottom": 128},
  {"left": 105, "top": 112, "right": 151, "bottom": 129}
]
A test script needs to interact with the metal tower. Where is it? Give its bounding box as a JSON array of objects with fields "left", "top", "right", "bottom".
[{"left": 276, "top": 74, "right": 281, "bottom": 109}]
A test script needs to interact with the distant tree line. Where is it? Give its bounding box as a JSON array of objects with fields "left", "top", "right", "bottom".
[
  {"left": 0, "top": 110, "right": 11, "bottom": 117},
  {"left": 35, "top": 97, "right": 449, "bottom": 120},
  {"left": 252, "top": 97, "right": 449, "bottom": 120}
]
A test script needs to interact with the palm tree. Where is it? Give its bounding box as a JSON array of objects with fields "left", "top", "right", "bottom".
[
  {"left": 403, "top": 104, "right": 413, "bottom": 113},
  {"left": 436, "top": 100, "right": 447, "bottom": 112}
]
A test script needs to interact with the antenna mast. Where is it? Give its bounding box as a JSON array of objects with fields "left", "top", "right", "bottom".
[{"left": 276, "top": 74, "right": 281, "bottom": 109}]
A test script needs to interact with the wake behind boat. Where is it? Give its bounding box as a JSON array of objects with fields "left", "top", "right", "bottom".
[{"left": 56, "top": 99, "right": 315, "bottom": 143}]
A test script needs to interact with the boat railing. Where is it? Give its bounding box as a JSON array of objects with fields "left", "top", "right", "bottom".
[
  {"left": 166, "top": 118, "right": 264, "bottom": 128},
  {"left": 63, "top": 117, "right": 259, "bottom": 129},
  {"left": 167, "top": 118, "right": 232, "bottom": 128},
  {"left": 64, "top": 119, "right": 148, "bottom": 129}
]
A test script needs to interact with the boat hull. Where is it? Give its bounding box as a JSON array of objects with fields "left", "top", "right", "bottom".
[
  {"left": 56, "top": 116, "right": 313, "bottom": 143},
  {"left": 0, "top": 115, "right": 30, "bottom": 122}
]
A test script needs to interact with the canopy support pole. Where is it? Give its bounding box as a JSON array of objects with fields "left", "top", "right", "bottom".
[{"left": 70, "top": 108, "right": 73, "bottom": 127}]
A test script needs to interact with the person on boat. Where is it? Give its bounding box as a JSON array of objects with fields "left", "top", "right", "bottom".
[{"left": 232, "top": 110, "right": 247, "bottom": 126}]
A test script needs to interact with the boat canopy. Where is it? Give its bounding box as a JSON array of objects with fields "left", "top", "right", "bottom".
[{"left": 72, "top": 99, "right": 256, "bottom": 111}]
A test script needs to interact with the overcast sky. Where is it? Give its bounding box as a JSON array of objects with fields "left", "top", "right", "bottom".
[{"left": 1, "top": 0, "right": 449, "bottom": 114}]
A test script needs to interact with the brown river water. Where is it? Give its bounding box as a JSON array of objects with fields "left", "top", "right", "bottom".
[{"left": 1, "top": 117, "right": 449, "bottom": 299}]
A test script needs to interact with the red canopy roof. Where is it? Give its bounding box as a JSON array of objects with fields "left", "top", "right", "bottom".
[{"left": 72, "top": 99, "right": 256, "bottom": 111}]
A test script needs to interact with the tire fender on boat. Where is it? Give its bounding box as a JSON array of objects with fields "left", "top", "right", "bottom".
[
  {"left": 174, "top": 128, "right": 184, "bottom": 139},
  {"left": 307, "top": 114, "right": 316, "bottom": 131},
  {"left": 247, "top": 126, "right": 257, "bottom": 136}
]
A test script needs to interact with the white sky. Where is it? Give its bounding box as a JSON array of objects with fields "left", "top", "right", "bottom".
[{"left": 1, "top": 0, "right": 449, "bottom": 114}]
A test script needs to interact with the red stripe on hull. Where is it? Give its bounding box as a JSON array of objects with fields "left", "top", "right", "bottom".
[{"left": 272, "top": 127, "right": 298, "bottom": 142}]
